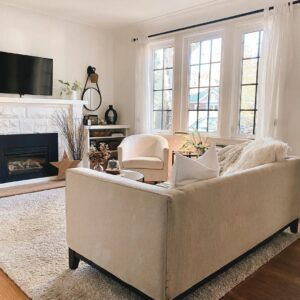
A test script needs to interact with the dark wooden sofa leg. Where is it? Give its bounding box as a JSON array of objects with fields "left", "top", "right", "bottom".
[
  {"left": 69, "top": 248, "right": 80, "bottom": 270},
  {"left": 290, "top": 219, "right": 299, "bottom": 234}
]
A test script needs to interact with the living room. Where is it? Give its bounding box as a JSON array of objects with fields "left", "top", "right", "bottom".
[{"left": 0, "top": 0, "right": 300, "bottom": 299}]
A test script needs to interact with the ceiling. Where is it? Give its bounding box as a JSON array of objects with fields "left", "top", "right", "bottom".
[{"left": 0, "top": 0, "right": 223, "bottom": 29}]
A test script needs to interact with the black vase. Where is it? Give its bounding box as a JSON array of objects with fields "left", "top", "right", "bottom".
[{"left": 105, "top": 105, "right": 118, "bottom": 125}]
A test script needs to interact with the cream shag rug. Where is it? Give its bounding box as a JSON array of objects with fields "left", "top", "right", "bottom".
[{"left": 0, "top": 188, "right": 298, "bottom": 300}]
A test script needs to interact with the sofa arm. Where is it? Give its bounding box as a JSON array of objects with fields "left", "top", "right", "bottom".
[{"left": 66, "top": 168, "right": 170, "bottom": 300}]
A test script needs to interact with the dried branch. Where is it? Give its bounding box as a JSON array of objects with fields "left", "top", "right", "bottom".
[{"left": 52, "top": 110, "right": 86, "bottom": 160}]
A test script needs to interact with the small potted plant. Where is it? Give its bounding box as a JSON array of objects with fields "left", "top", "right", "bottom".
[
  {"left": 88, "top": 143, "right": 111, "bottom": 172},
  {"left": 59, "top": 80, "right": 82, "bottom": 100},
  {"left": 180, "top": 131, "right": 209, "bottom": 156}
]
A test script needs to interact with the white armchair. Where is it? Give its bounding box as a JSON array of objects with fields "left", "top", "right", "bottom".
[{"left": 118, "top": 134, "right": 169, "bottom": 182}]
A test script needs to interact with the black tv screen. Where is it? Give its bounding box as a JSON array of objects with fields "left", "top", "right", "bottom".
[{"left": 0, "top": 52, "right": 53, "bottom": 96}]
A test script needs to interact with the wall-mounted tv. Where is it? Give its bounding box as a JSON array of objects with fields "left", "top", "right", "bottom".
[{"left": 0, "top": 51, "right": 53, "bottom": 96}]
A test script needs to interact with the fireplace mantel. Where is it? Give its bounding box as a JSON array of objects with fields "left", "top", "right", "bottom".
[{"left": 0, "top": 97, "right": 88, "bottom": 106}]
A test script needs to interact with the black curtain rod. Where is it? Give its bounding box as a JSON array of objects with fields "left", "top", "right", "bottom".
[{"left": 148, "top": 0, "right": 300, "bottom": 38}]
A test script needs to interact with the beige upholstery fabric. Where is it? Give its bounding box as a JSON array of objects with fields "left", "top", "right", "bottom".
[
  {"left": 122, "top": 156, "right": 163, "bottom": 170},
  {"left": 66, "top": 158, "right": 300, "bottom": 300},
  {"left": 118, "top": 134, "right": 169, "bottom": 181}
]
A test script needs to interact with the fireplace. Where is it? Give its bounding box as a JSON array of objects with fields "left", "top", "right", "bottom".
[{"left": 0, "top": 133, "right": 58, "bottom": 183}]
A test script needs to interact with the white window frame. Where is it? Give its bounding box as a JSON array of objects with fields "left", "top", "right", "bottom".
[
  {"left": 149, "top": 39, "right": 175, "bottom": 134},
  {"left": 231, "top": 21, "right": 264, "bottom": 138},
  {"left": 182, "top": 29, "right": 225, "bottom": 136}
]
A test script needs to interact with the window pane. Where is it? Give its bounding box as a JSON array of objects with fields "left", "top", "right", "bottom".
[
  {"left": 153, "top": 91, "right": 162, "bottom": 110},
  {"left": 188, "top": 111, "right": 198, "bottom": 130},
  {"left": 239, "top": 30, "right": 263, "bottom": 136},
  {"left": 190, "top": 42, "right": 200, "bottom": 65},
  {"left": 200, "top": 64, "right": 210, "bottom": 87},
  {"left": 154, "top": 70, "right": 163, "bottom": 90},
  {"left": 164, "top": 47, "right": 174, "bottom": 68},
  {"left": 154, "top": 49, "right": 163, "bottom": 69},
  {"left": 198, "top": 111, "right": 208, "bottom": 132},
  {"left": 244, "top": 32, "right": 260, "bottom": 58},
  {"left": 163, "top": 90, "right": 172, "bottom": 110},
  {"left": 189, "top": 88, "right": 199, "bottom": 110},
  {"left": 199, "top": 88, "right": 208, "bottom": 110},
  {"left": 241, "top": 85, "right": 256, "bottom": 110},
  {"left": 162, "top": 111, "right": 172, "bottom": 130},
  {"left": 240, "top": 111, "right": 254, "bottom": 135},
  {"left": 201, "top": 40, "right": 211, "bottom": 63},
  {"left": 153, "top": 111, "right": 162, "bottom": 130},
  {"left": 208, "top": 111, "right": 218, "bottom": 132},
  {"left": 210, "top": 87, "right": 219, "bottom": 110},
  {"left": 242, "top": 59, "right": 258, "bottom": 84},
  {"left": 210, "top": 63, "right": 221, "bottom": 86},
  {"left": 164, "top": 69, "right": 173, "bottom": 89},
  {"left": 190, "top": 66, "right": 199, "bottom": 88},
  {"left": 188, "top": 37, "right": 222, "bottom": 133},
  {"left": 212, "top": 38, "right": 222, "bottom": 62},
  {"left": 152, "top": 46, "right": 174, "bottom": 131}
]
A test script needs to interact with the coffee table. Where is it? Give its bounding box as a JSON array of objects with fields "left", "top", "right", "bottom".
[{"left": 118, "top": 170, "right": 144, "bottom": 182}]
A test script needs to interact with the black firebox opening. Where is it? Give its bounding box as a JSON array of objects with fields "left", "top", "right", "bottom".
[{"left": 0, "top": 133, "right": 58, "bottom": 183}]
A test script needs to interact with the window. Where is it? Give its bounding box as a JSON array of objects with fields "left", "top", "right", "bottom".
[
  {"left": 239, "top": 31, "right": 263, "bottom": 135},
  {"left": 187, "top": 37, "right": 222, "bottom": 133},
  {"left": 152, "top": 46, "right": 174, "bottom": 131}
]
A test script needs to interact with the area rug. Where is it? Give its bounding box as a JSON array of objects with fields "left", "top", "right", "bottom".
[{"left": 0, "top": 188, "right": 298, "bottom": 300}]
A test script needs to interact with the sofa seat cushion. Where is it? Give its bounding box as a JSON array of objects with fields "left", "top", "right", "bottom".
[{"left": 123, "top": 157, "right": 163, "bottom": 170}]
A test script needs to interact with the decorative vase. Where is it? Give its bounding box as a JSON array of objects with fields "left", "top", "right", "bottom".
[
  {"left": 105, "top": 105, "right": 118, "bottom": 124},
  {"left": 93, "top": 162, "right": 104, "bottom": 172},
  {"left": 70, "top": 90, "right": 80, "bottom": 100}
]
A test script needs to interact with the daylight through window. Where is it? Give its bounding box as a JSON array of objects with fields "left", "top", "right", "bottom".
[
  {"left": 152, "top": 47, "right": 174, "bottom": 131},
  {"left": 187, "top": 38, "right": 222, "bottom": 133},
  {"left": 239, "top": 31, "right": 263, "bottom": 135}
]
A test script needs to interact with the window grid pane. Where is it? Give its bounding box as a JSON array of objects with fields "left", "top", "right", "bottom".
[
  {"left": 188, "top": 38, "right": 222, "bottom": 133},
  {"left": 239, "top": 31, "right": 263, "bottom": 136},
  {"left": 152, "top": 47, "right": 174, "bottom": 130}
]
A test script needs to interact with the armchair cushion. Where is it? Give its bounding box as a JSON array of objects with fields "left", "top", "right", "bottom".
[{"left": 123, "top": 156, "right": 163, "bottom": 170}]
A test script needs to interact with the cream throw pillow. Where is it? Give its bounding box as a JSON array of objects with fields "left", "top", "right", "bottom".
[
  {"left": 224, "top": 138, "right": 289, "bottom": 175},
  {"left": 170, "top": 146, "right": 220, "bottom": 188}
]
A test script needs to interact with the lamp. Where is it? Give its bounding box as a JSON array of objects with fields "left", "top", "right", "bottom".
[
  {"left": 82, "top": 66, "right": 102, "bottom": 111},
  {"left": 87, "top": 66, "right": 99, "bottom": 83}
]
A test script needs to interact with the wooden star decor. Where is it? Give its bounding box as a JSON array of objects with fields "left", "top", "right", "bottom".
[{"left": 50, "top": 151, "right": 81, "bottom": 180}]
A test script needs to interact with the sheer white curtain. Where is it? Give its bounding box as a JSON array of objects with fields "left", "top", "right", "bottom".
[
  {"left": 257, "top": 0, "right": 294, "bottom": 138},
  {"left": 134, "top": 40, "right": 151, "bottom": 134}
]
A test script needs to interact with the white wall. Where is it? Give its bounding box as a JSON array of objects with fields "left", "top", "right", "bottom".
[
  {"left": 0, "top": 4, "right": 114, "bottom": 118},
  {"left": 113, "top": 0, "right": 300, "bottom": 155}
]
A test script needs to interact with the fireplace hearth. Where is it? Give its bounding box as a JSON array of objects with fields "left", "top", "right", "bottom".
[{"left": 0, "top": 133, "right": 58, "bottom": 183}]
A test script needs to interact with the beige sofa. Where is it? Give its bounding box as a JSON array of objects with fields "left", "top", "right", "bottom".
[{"left": 66, "top": 158, "right": 300, "bottom": 300}]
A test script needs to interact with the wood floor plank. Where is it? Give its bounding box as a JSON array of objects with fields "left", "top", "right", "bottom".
[
  {"left": 0, "top": 269, "right": 29, "bottom": 300},
  {"left": 0, "top": 180, "right": 65, "bottom": 198},
  {"left": 223, "top": 239, "right": 300, "bottom": 300}
]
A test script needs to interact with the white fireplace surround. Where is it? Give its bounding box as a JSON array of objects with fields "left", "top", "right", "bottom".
[{"left": 0, "top": 97, "right": 88, "bottom": 178}]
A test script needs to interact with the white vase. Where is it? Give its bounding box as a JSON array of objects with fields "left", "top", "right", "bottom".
[{"left": 70, "top": 91, "right": 80, "bottom": 100}]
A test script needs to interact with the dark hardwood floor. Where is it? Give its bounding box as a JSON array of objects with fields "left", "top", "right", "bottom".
[{"left": 223, "top": 239, "right": 300, "bottom": 300}]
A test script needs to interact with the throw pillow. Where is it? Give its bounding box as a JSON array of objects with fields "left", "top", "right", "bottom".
[{"left": 170, "top": 146, "right": 220, "bottom": 188}]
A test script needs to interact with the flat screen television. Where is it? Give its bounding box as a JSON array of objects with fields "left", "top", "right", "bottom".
[{"left": 0, "top": 51, "right": 53, "bottom": 96}]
